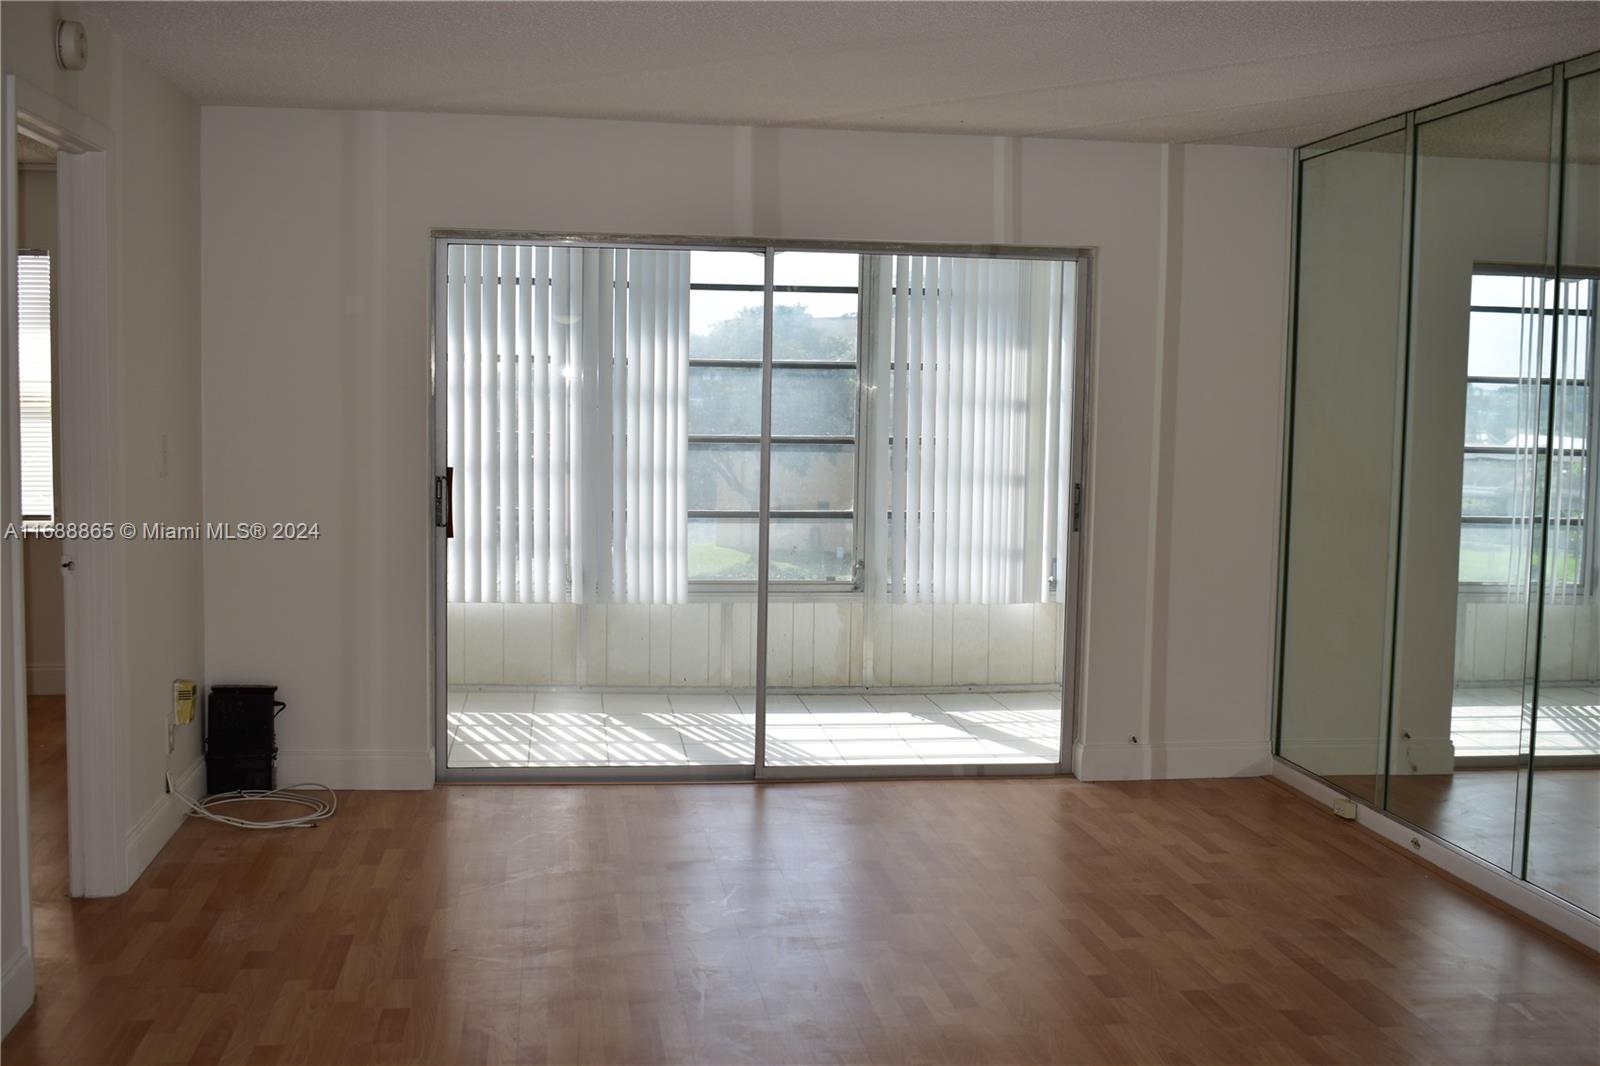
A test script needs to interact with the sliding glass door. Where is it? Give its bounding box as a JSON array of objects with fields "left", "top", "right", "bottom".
[
  {"left": 434, "top": 236, "right": 1089, "bottom": 779},
  {"left": 758, "top": 250, "right": 1079, "bottom": 773}
]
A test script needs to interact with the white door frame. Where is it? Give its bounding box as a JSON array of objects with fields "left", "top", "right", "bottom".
[
  {"left": 3, "top": 74, "right": 126, "bottom": 907},
  {"left": 1, "top": 74, "right": 35, "bottom": 1035}
]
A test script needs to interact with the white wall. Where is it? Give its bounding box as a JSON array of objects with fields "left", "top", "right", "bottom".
[
  {"left": 3, "top": 1, "right": 205, "bottom": 1035},
  {"left": 200, "top": 106, "right": 1290, "bottom": 787},
  {"left": 1155, "top": 145, "right": 1292, "bottom": 777}
]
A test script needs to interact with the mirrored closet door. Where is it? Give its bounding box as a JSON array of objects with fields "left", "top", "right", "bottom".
[{"left": 1277, "top": 54, "right": 1600, "bottom": 917}]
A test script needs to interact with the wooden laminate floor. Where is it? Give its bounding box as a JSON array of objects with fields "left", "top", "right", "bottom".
[
  {"left": 1320, "top": 767, "right": 1600, "bottom": 917},
  {"left": 5, "top": 701, "right": 1598, "bottom": 1066},
  {"left": 26, "top": 695, "right": 68, "bottom": 905}
]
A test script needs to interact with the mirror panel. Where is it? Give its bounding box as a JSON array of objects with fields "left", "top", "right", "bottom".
[
  {"left": 1276, "top": 131, "right": 1408, "bottom": 803},
  {"left": 1526, "top": 68, "right": 1600, "bottom": 914},
  {"left": 1277, "top": 57, "right": 1598, "bottom": 917},
  {"left": 1387, "top": 85, "right": 1554, "bottom": 872}
]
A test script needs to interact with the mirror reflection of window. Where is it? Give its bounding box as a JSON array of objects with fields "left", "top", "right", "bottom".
[{"left": 1458, "top": 270, "right": 1594, "bottom": 589}]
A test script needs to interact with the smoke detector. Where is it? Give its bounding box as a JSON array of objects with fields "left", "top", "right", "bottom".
[{"left": 56, "top": 20, "right": 88, "bottom": 72}]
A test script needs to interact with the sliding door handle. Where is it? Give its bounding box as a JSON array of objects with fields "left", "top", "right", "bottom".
[{"left": 434, "top": 468, "right": 455, "bottom": 538}]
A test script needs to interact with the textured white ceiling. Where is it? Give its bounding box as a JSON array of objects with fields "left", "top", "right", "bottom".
[{"left": 82, "top": 1, "right": 1600, "bottom": 147}]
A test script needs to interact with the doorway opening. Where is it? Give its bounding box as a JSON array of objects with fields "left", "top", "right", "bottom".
[{"left": 13, "top": 133, "right": 68, "bottom": 919}]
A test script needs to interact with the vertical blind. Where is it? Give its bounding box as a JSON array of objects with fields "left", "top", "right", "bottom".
[
  {"left": 1501, "top": 275, "right": 1546, "bottom": 594},
  {"left": 17, "top": 252, "right": 54, "bottom": 520},
  {"left": 445, "top": 243, "right": 1077, "bottom": 607},
  {"left": 870, "top": 256, "right": 1073, "bottom": 603},
  {"left": 445, "top": 244, "right": 690, "bottom": 604},
  {"left": 604, "top": 249, "right": 691, "bottom": 604},
  {"left": 1542, "top": 274, "right": 1592, "bottom": 598},
  {"left": 1491, "top": 274, "right": 1593, "bottom": 594}
]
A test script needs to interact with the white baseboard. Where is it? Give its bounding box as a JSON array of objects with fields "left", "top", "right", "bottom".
[
  {"left": 1074, "top": 739, "right": 1271, "bottom": 781},
  {"left": 1389, "top": 735, "right": 1456, "bottom": 776},
  {"left": 26, "top": 662, "right": 64, "bottom": 695},
  {"left": 1271, "top": 737, "right": 1460, "bottom": 778},
  {"left": 1, "top": 947, "right": 34, "bottom": 1037},
  {"left": 275, "top": 748, "right": 434, "bottom": 790},
  {"left": 1271, "top": 758, "right": 1600, "bottom": 950},
  {"left": 1278, "top": 739, "right": 1381, "bottom": 777},
  {"left": 124, "top": 756, "right": 206, "bottom": 888}
]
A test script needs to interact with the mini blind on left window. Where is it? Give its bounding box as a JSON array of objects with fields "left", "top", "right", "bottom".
[{"left": 17, "top": 252, "right": 54, "bottom": 521}]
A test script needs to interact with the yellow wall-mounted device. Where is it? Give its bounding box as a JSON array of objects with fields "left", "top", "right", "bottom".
[{"left": 173, "top": 679, "right": 197, "bottom": 726}]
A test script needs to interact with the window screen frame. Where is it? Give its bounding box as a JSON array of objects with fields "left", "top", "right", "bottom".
[
  {"left": 686, "top": 253, "right": 869, "bottom": 595},
  {"left": 1460, "top": 264, "right": 1599, "bottom": 594}
]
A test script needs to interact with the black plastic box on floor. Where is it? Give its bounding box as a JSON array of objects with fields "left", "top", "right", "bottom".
[{"left": 205, "top": 684, "right": 280, "bottom": 794}]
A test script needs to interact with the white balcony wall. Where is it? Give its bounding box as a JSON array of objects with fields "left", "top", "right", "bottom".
[{"left": 446, "top": 601, "right": 1063, "bottom": 689}]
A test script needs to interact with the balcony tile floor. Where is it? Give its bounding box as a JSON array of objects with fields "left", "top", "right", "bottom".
[
  {"left": 446, "top": 687, "right": 1063, "bottom": 769},
  {"left": 1451, "top": 683, "right": 1600, "bottom": 757}
]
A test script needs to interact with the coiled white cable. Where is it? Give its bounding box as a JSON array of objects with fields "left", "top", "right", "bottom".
[{"left": 166, "top": 772, "right": 337, "bottom": 829}]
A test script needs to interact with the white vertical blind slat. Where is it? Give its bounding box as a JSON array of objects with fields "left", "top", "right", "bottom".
[
  {"left": 625, "top": 251, "right": 643, "bottom": 602},
  {"left": 645, "top": 250, "right": 660, "bottom": 601},
  {"left": 1041, "top": 262, "right": 1064, "bottom": 602},
  {"left": 934, "top": 254, "right": 940, "bottom": 598},
  {"left": 446, "top": 245, "right": 464, "bottom": 601},
  {"left": 972, "top": 259, "right": 985, "bottom": 598},
  {"left": 918, "top": 258, "right": 938, "bottom": 601},
  {"left": 1010, "top": 269, "right": 1030, "bottom": 601},
  {"left": 906, "top": 257, "right": 924, "bottom": 602},
  {"left": 461, "top": 245, "right": 481, "bottom": 602},
  {"left": 572, "top": 251, "right": 595, "bottom": 603},
  {"left": 551, "top": 248, "right": 572, "bottom": 600},
  {"left": 514, "top": 246, "right": 533, "bottom": 603},
  {"left": 1000, "top": 262, "right": 1019, "bottom": 601},
  {"left": 868, "top": 260, "right": 894, "bottom": 605},
  {"left": 497, "top": 246, "right": 516, "bottom": 602},
  {"left": 1057, "top": 262, "right": 1077, "bottom": 604},
  {"left": 609, "top": 252, "right": 627, "bottom": 601},
  {"left": 639, "top": 252, "right": 657, "bottom": 602},
  {"left": 479, "top": 245, "right": 498, "bottom": 602},
  {"left": 994, "top": 265, "right": 1006, "bottom": 602},
  {"left": 671, "top": 254, "right": 689, "bottom": 600},
  {"left": 532, "top": 246, "right": 551, "bottom": 602},
  {"left": 947, "top": 259, "right": 972, "bottom": 598},
  {"left": 890, "top": 256, "right": 910, "bottom": 600}
]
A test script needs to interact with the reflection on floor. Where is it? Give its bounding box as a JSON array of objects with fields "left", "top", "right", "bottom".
[
  {"left": 446, "top": 688, "right": 1062, "bottom": 768},
  {"left": 1384, "top": 767, "right": 1599, "bottom": 915},
  {"left": 1451, "top": 682, "right": 1599, "bottom": 757}
]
